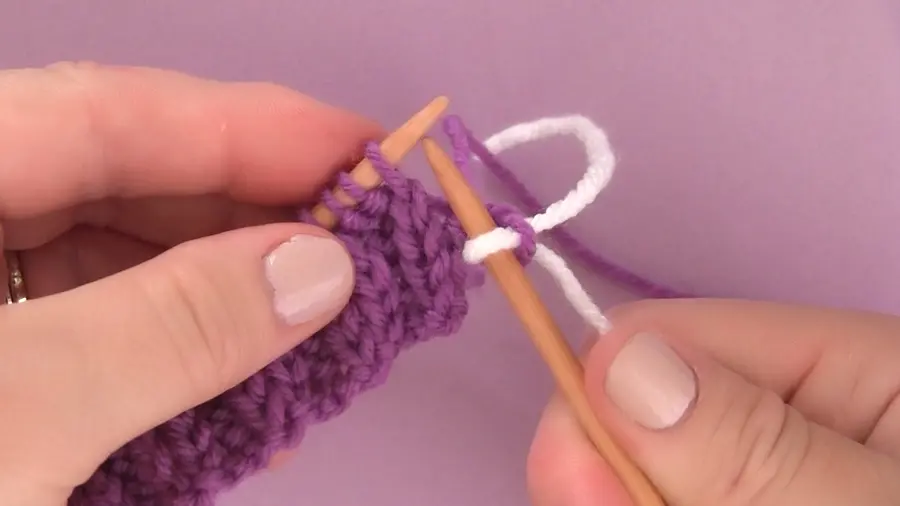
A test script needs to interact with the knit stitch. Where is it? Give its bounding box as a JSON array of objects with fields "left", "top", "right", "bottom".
[{"left": 69, "top": 125, "right": 537, "bottom": 506}]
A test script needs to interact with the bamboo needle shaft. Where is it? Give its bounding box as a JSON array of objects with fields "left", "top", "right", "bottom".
[
  {"left": 310, "top": 96, "right": 450, "bottom": 229},
  {"left": 421, "top": 137, "right": 666, "bottom": 506}
]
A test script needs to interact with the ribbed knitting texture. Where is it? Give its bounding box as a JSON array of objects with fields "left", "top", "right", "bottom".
[{"left": 69, "top": 130, "right": 537, "bottom": 506}]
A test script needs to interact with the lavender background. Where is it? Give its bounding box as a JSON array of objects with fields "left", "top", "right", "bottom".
[{"left": 2, "top": 1, "right": 899, "bottom": 505}]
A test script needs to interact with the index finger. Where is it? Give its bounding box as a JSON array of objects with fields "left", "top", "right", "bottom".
[
  {"left": 0, "top": 62, "right": 383, "bottom": 218},
  {"left": 604, "top": 298, "right": 900, "bottom": 446}
]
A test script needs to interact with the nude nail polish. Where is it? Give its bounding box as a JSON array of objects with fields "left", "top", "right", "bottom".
[
  {"left": 605, "top": 332, "right": 697, "bottom": 430},
  {"left": 264, "top": 235, "right": 354, "bottom": 326}
]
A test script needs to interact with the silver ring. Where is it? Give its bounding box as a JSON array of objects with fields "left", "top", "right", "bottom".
[{"left": 5, "top": 250, "right": 27, "bottom": 304}]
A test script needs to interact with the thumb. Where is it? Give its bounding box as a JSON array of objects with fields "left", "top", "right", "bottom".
[
  {"left": 0, "top": 223, "right": 354, "bottom": 476},
  {"left": 583, "top": 330, "right": 900, "bottom": 506}
]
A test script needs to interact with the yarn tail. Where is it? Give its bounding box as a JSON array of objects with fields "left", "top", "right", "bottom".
[{"left": 446, "top": 116, "right": 690, "bottom": 299}]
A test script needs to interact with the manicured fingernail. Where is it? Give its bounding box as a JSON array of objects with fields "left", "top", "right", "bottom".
[
  {"left": 264, "top": 235, "right": 354, "bottom": 326},
  {"left": 605, "top": 332, "right": 696, "bottom": 430}
]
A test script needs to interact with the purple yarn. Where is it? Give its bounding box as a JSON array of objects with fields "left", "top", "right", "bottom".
[
  {"left": 441, "top": 115, "right": 691, "bottom": 299},
  {"left": 69, "top": 114, "right": 684, "bottom": 506},
  {"left": 70, "top": 137, "right": 536, "bottom": 506}
]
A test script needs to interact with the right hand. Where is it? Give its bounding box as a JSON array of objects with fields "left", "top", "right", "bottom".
[{"left": 527, "top": 298, "right": 900, "bottom": 505}]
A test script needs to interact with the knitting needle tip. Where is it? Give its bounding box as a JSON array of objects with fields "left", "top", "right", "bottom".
[
  {"left": 421, "top": 138, "right": 667, "bottom": 506},
  {"left": 311, "top": 96, "right": 451, "bottom": 229}
]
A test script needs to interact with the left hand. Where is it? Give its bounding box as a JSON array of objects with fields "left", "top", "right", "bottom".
[{"left": 0, "top": 62, "right": 381, "bottom": 505}]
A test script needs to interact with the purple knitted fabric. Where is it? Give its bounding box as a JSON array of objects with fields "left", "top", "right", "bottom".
[
  {"left": 68, "top": 113, "right": 688, "bottom": 506},
  {"left": 69, "top": 125, "right": 537, "bottom": 506}
]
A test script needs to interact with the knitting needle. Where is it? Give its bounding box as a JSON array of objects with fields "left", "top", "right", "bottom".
[
  {"left": 310, "top": 96, "right": 451, "bottom": 229},
  {"left": 421, "top": 138, "right": 667, "bottom": 506}
]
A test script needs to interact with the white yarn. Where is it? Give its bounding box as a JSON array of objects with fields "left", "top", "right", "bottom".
[{"left": 463, "top": 115, "right": 615, "bottom": 334}]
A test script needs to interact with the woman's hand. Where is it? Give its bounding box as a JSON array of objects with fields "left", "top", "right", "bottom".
[
  {"left": 0, "top": 63, "right": 381, "bottom": 506},
  {"left": 527, "top": 299, "right": 900, "bottom": 505}
]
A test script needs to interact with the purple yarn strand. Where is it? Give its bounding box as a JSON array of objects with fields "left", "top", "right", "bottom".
[{"left": 442, "top": 115, "right": 690, "bottom": 299}]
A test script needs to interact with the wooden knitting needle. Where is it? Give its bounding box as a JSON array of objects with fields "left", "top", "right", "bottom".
[
  {"left": 310, "top": 96, "right": 451, "bottom": 229},
  {"left": 421, "top": 138, "right": 667, "bottom": 506}
]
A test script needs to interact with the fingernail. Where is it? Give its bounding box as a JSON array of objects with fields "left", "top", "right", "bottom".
[
  {"left": 264, "top": 234, "right": 354, "bottom": 326},
  {"left": 605, "top": 332, "right": 697, "bottom": 430}
]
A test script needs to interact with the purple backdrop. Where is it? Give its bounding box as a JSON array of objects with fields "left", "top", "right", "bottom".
[{"left": 2, "top": 1, "right": 899, "bottom": 505}]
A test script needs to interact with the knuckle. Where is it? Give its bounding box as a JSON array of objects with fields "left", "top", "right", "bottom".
[
  {"left": 42, "top": 60, "right": 105, "bottom": 104},
  {"left": 137, "top": 248, "right": 248, "bottom": 395},
  {"left": 44, "top": 59, "right": 106, "bottom": 77},
  {"left": 710, "top": 389, "right": 810, "bottom": 505},
  {"left": 42, "top": 61, "right": 109, "bottom": 182}
]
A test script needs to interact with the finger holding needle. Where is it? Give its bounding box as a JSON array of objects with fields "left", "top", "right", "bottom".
[
  {"left": 420, "top": 136, "right": 667, "bottom": 506},
  {"left": 310, "top": 96, "right": 450, "bottom": 229}
]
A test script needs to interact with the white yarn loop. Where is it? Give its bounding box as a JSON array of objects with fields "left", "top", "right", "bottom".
[
  {"left": 534, "top": 244, "right": 611, "bottom": 333},
  {"left": 462, "top": 228, "right": 520, "bottom": 264},
  {"left": 462, "top": 115, "right": 615, "bottom": 333}
]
